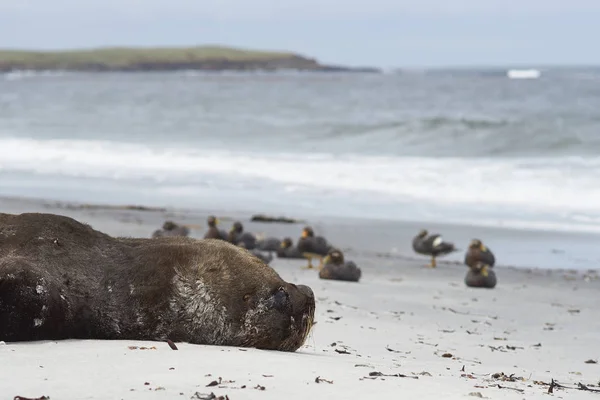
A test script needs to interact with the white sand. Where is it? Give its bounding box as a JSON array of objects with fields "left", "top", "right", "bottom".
[
  {"left": 2, "top": 257, "right": 599, "bottom": 400},
  {"left": 1, "top": 197, "right": 599, "bottom": 399}
]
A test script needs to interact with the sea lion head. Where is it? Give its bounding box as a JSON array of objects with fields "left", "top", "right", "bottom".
[
  {"left": 207, "top": 216, "right": 219, "bottom": 228},
  {"left": 281, "top": 238, "right": 293, "bottom": 248},
  {"left": 173, "top": 240, "right": 315, "bottom": 352},
  {"left": 241, "top": 280, "right": 316, "bottom": 352},
  {"left": 301, "top": 226, "right": 314, "bottom": 238},
  {"left": 323, "top": 248, "right": 344, "bottom": 265},
  {"left": 417, "top": 229, "right": 428, "bottom": 238},
  {"left": 231, "top": 221, "right": 244, "bottom": 234},
  {"left": 162, "top": 221, "right": 178, "bottom": 231}
]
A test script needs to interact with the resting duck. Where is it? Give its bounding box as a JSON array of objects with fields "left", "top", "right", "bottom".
[
  {"left": 151, "top": 221, "right": 190, "bottom": 238},
  {"left": 228, "top": 221, "right": 257, "bottom": 250},
  {"left": 255, "top": 236, "right": 282, "bottom": 252},
  {"left": 412, "top": 229, "right": 456, "bottom": 268},
  {"left": 237, "top": 241, "right": 274, "bottom": 265},
  {"left": 297, "top": 226, "right": 333, "bottom": 269},
  {"left": 203, "top": 215, "right": 228, "bottom": 240},
  {"left": 276, "top": 238, "right": 305, "bottom": 259},
  {"left": 464, "top": 239, "right": 495, "bottom": 267},
  {"left": 319, "top": 248, "right": 362, "bottom": 282},
  {"left": 465, "top": 262, "right": 497, "bottom": 289}
]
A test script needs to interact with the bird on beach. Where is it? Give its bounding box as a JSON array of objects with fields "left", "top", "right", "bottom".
[
  {"left": 276, "top": 237, "right": 305, "bottom": 259},
  {"left": 297, "top": 226, "right": 333, "bottom": 269},
  {"left": 412, "top": 229, "right": 457, "bottom": 268},
  {"left": 151, "top": 220, "right": 190, "bottom": 238},
  {"left": 228, "top": 221, "right": 258, "bottom": 250},
  {"left": 319, "top": 248, "right": 362, "bottom": 282},
  {"left": 464, "top": 239, "right": 495, "bottom": 268},
  {"left": 255, "top": 236, "right": 282, "bottom": 253},
  {"left": 203, "top": 215, "right": 228, "bottom": 240},
  {"left": 464, "top": 262, "right": 497, "bottom": 289},
  {"left": 237, "top": 241, "right": 274, "bottom": 265}
]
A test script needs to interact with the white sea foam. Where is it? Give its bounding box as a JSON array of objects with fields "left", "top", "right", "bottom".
[
  {"left": 2, "top": 70, "right": 68, "bottom": 81},
  {"left": 507, "top": 69, "right": 541, "bottom": 79},
  {"left": 1, "top": 137, "right": 600, "bottom": 232}
]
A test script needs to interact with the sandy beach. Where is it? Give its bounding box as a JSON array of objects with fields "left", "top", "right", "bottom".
[{"left": 1, "top": 196, "right": 599, "bottom": 399}]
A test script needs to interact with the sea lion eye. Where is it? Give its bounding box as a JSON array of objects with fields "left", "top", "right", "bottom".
[
  {"left": 243, "top": 294, "right": 251, "bottom": 302},
  {"left": 273, "top": 287, "right": 290, "bottom": 311}
]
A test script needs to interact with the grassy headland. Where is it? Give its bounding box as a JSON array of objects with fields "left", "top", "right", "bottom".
[{"left": 0, "top": 45, "right": 379, "bottom": 73}]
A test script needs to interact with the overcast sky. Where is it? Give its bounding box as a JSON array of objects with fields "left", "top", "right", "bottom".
[{"left": 0, "top": 1, "right": 598, "bottom": 67}]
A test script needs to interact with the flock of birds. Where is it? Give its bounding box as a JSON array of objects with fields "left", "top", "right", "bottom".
[
  {"left": 151, "top": 218, "right": 496, "bottom": 288},
  {"left": 152, "top": 216, "right": 362, "bottom": 282},
  {"left": 412, "top": 229, "right": 497, "bottom": 288}
]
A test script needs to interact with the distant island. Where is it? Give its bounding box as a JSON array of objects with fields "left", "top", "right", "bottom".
[{"left": 0, "top": 45, "right": 380, "bottom": 73}]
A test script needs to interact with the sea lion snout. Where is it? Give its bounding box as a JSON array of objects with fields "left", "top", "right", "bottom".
[
  {"left": 296, "top": 284, "right": 314, "bottom": 300},
  {"left": 271, "top": 284, "right": 314, "bottom": 314},
  {"left": 246, "top": 281, "right": 315, "bottom": 352},
  {"left": 280, "top": 283, "right": 315, "bottom": 313}
]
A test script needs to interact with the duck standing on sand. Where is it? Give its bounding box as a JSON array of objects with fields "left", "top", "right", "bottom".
[
  {"left": 465, "top": 262, "right": 497, "bottom": 288},
  {"left": 464, "top": 239, "right": 495, "bottom": 267},
  {"left": 203, "top": 215, "right": 228, "bottom": 240},
  {"left": 319, "top": 248, "right": 362, "bottom": 282},
  {"left": 412, "top": 229, "right": 456, "bottom": 268},
  {"left": 151, "top": 221, "right": 190, "bottom": 238},
  {"left": 228, "top": 221, "right": 258, "bottom": 250},
  {"left": 297, "top": 226, "right": 333, "bottom": 269},
  {"left": 277, "top": 238, "right": 305, "bottom": 259}
]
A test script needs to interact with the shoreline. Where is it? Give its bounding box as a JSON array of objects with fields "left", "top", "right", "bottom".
[{"left": 1, "top": 194, "right": 598, "bottom": 272}]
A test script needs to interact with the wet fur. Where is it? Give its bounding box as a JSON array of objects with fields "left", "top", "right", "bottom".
[{"left": 0, "top": 213, "right": 315, "bottom": 352}]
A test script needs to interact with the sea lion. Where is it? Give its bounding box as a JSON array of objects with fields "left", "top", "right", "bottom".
[
  {"left": 464, "top": 239, "right": 495, "bottom": 267},
  {"left": 228, "top": 221, "right": 257, "bottom": 250},
  {"left": 297, "top": 226, "right": 333, "bottom": 269},
  {"left": 151, "top": 221, "right": 190, "bottom": 238},
  {"left": 277, "top": 238, "right": 305, "bottom": 259},
  {"left": 319, "top": 249, "right": 362, "bottom": 282},
  {"left": 203, "top": 215, "right": 228, "bottom": 241},
  {"left": 464, "top": 262, "right": 497, "bottom": 289},
  {"left": 412, "top": 229, "right": 456, "bottom": 268},
  {"left": 0, "top": 212, "right": 315, "bottom": 352}
]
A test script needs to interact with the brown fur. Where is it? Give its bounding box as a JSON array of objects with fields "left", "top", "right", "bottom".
[{"left": 0, "top": 213, "right": 315, "bottom": 352}]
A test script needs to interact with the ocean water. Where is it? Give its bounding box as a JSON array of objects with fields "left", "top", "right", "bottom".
[{"left": 2, "top": 69, "right": 600, "bottom": 234}]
